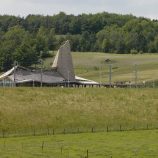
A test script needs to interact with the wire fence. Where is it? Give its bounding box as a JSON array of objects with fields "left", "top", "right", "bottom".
[
  {"left": 0, "top": 124, "right": 158, "bottom": 158},
  {"left": 1, "top": 123, "right": 158, "bottom": 138},
  {"left": 0, "top": 135, "right": 158, "bottom": 158},
  {"left": 0, "top": 143, "right": 112, "bottom": 158}
]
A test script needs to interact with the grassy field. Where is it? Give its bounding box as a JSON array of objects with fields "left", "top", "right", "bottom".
[
  {"left": 0, "top": 88, "right": 157, "bottom": 135},
  {"left": 0, "top": 130, "right": 157, "bottom": 158},
  {"left": 44, "top": 52, "right": 158, "bottom": 83},
  {"left": 0, "top": 53, "right": 158, "bottom": 157}
]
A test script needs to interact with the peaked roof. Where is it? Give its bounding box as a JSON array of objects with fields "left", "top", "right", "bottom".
[{"left": 52, "top": 40, "right": 75, "bottom": 81}]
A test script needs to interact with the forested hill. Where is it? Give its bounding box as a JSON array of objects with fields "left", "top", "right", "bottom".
[{"left": 0, "top": 12, "right": 158, "bottom": 70}]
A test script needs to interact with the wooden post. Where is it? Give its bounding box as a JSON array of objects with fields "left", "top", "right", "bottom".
[
  {"left": 147, "top": 124, "right": 149, "bottom": 130},
  {"left": 120, "top": 125, "right": 122, "bottom": 131},
  {"left": 133, "top": 126, "right": 136, "bottom": 131},
  {"left": 107, "top": 125, "right": 109, "bottom": 132},
  {"left": 2, "top": 130, "right": 5, "bottom": 138},
  {"left": 33, "top": 129, "right": 36, "bottom": 136},
  {"left": 47, "top": 127, "right": 50, "bottom": 135},
  {"left": 63, "top": 129, "right": 66, "bottom": 134},
  {"left": 21, "top": 143, "right": 23, "bottom": 152},
  {"left": 86, "top": 150, "right": 89, "bottom": 158},
  {"left": 3, "top": 141, "right": 6, "bottom": 150},
  {"left": 42, "top": 141, "right": 44, "bottom": 151},
  {"left": 61, "top": 146, "right": 63, "bottom": 155},
  {"left": 91, "top": 127, "right": 94, "bottom": 133}
]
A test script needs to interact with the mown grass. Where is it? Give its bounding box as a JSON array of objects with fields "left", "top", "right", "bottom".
[
  {"left": 44, "top": 52, "right": 158, "bottom": 83},
  {"left": 0, "top": 130, "right": 157, "bottom": 158},
  {"left": 0, "top": 88, "right": 157, "bottom": 134}
]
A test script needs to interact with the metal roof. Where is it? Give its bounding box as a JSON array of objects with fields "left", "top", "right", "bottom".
[{"left": 0, "top": 66, "right": 65, "bottom": 84}]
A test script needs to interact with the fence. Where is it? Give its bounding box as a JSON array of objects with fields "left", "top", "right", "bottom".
[
  {"left": 0, "top": 124, "right": 158, "bottom": 158},
  {"left": 0, "top": 143, "right": 110, "bottom": 158},
  {"left": 1, "top": 123, "right": 158, "bottom": 138},
  {"left": 0, "top": 129, "right": 158, "bottom": 158}
]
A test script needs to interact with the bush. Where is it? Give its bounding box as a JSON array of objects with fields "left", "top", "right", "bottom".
[{"left": 130, "top": 49, "right": 138, "bottom": 54}]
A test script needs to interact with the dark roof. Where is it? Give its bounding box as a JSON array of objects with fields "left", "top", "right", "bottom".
[{"left": 8, "top": 66, "right": 65, "bottom": 84}]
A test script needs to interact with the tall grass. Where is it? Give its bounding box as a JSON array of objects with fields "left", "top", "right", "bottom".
[{"left": 0, "top": 88, "right": 157, "bottom": 134}]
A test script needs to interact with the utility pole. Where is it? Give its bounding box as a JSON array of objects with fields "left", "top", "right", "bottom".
[
  {"left": 108, "top": 64, "right": 112, "bottom": 87},
  {"left": 68, "top": 71, "right": 70, "bottom": 88},
  {"left": 40, "top": 59, "right": 43, "bottom": 87},
  {"left": 13, "top": 61, "right": 18, "bottom": 87},
  {"left": 153, "top": 80, "right": 155, "bottom": 88},
  {"left": 99, "top": 66, "right": 102, "bottom": 86},
  {"left": 134, "top": 64, "right": 138, "bottom": 88}
]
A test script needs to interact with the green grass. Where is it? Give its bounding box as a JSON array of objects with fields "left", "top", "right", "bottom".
[
  {"left": 0, "top": 88, "right": 157, "bottom": 134},
  {"left": 0, "top": 130, "right": 157, "bottom": 158},
  {"left": 0, "top": 53, "right": 158, "bottom": 157},
  {"left": 44, "top": 52, "right": 158, "bottom": 83}
]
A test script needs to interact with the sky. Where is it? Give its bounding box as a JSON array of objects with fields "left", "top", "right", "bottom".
[{"left": 0, "top": 0, "right": 158, "bottom": 19}]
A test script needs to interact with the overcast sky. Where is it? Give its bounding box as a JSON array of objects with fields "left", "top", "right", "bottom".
[{"left": 0, "top": 0, "right": 158, "bottom": 19}]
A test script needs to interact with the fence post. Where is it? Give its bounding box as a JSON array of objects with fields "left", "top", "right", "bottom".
[
  {"left": 47, "top": 127, "right": 50, "bottom": 135},
  {"left": 147, "top": 124, "right": 149, "bottom": 130},
  {"left": 3, "top": 141, "right": 6, "bottom": 150},
  {"left": 61, "top": 146, "right": 63, "bottom": 156},
  {"left": 21, "top": 143, "right": 23, "bottom": 152},
  {"left": 86, "top": 149, "right": 89, "bottom": 158},
  {"left": 33, "top": 129, "right": 36, "bottom": 136},
  {"left": 91, "top": 127, "right": 94, "bottom": 133},
  {"left": 107, "top": 125, "right": 109, "bottom": 132},
  {"left": 63, "top": 129, "right": 66, "bottom": 134},
  {"left": 2, "top": 130, "right": 5, "bottom": 138},
  {"left": 120, "top": 125, "right": 122, "bottom": 131},
  {"left": 42, "top": 141, "right": 44, "bottom": 151}
]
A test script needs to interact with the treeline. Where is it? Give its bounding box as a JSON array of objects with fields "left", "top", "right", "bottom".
[{"left": 0, "top": 12, "right": 158, "bottom": 70}]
